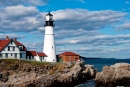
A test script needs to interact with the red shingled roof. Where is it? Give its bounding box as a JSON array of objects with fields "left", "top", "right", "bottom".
[
  {"left": 37, "top": 52, "right": 47, "bottom": 57},
  {"left": 59, "top": 52, "right": 79, "bottom": 56},
  {"left": 27, "top": 51, "right": 37, "bottom": 56},
  {"left": 15, "top": 40, "right": 23, "bottom": 46},
  {"left": 0, "top": 36, "right": 27, "bottom": 51},
  {"left": 0, "top": 39, "right": 11, "bottom": 51},
  {"left": 14, "top": 40, "right": 27, "bottom": 50}
]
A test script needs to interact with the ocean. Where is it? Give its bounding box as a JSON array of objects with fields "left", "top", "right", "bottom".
[{"left": 76, "top": 58, "right": 130, "bottom": 87}]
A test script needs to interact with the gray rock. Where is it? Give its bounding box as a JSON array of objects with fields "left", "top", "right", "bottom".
[{"left": 95, "top": 63, "right": 130, "bottom": 86}]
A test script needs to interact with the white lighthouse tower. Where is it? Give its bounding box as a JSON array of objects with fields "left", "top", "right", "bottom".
[{"left": 43, "top": 11, "right": 57, "bottom": 62}]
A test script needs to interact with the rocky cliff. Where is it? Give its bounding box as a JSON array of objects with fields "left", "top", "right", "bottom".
[
  {"left": 95, "top": 63, "right": 130, "bottom": 87},
  {"left": 0, "top": 59, "right": 97, "bottom": 87}
]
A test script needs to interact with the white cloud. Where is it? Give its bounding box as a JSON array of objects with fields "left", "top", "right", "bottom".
[
  {"left": 53, "top": 9, "right": 127, "bottom": 31},
  {"left": 125, "top": 1, "right": 130, "bottom": 4},
  {"left": 116, "top": 22, "right": 130, "bottom": 30},
  {"left": 80, "top": 0, "right": 86, "bottom": 3},
  {"left": 0, "top": 8, "right": 127, "bottom": 33},
  {"left": 0, "top": 5, "right": 45, "bottom": 32},
  {"left": 23, "top": 42, "right": 43, "bottom": 52},
  {"left": 55, "top": 29, "right": 99, "bottom": 39},
  {"left": 56, "top": 34, "right": 130, "bottom": 46},
  {"left": 0, "top": 34, "right": 26, "bottom": 39},
  {"left": 3, "top": 5, "right": 38, "bottom": 17}
]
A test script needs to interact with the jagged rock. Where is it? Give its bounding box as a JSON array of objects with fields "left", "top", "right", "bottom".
[
  {"left": 95, "top": 63, "right": 130, "bottom": 87},
  {"left": 0, "top": 59, "right": 97, "bottom": 87},
  {"left": 0, "top": 60, "right": 54, "bottom": 87},
  {"left": 35, "top": 61, "right": 97, "bottom": 87}
]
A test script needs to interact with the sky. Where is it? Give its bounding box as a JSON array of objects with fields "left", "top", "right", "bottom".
[{"left": 0, "top": 0, "right": 130, "bottom": 58}]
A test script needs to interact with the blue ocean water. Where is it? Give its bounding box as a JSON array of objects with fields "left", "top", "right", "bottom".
[
  {"left": 77, "top": 58, "right": 130, "bottom": 87},
  {"left": 84, "top": 58, "right": 130, "bottom": 72}
]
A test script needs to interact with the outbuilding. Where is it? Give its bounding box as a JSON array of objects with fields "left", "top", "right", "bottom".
[{"left": 58, "top": 52, "right": 80, "bottom": 62}]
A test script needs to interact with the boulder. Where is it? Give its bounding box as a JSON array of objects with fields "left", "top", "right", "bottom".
[
  {"left": 35, "top": 61, "right": 97, "bottom": 87},
  {"left": 95, "top": 63, "right": 130, "bottom": 86}
]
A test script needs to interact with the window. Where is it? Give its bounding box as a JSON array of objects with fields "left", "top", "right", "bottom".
[
  {"left": 75, "top": 57, "right": 78, "bottom": 61},
  {"left": 11, "top": 54, "right": 12, "bottom": 56},
  {"left": 29, "top": 56, "right": 31, "bottom": 60},
  {"left": 0, "top": 53, "right": 2, "bottom": 57},
  {"left": 5, "top": 53, "right": 8, "bottom": 58},
  {"left": 19, "top": 46, "right": 23, "bottom": 50},
  {"left": 15, "top": 54, "right": 17, "bottom": 58},
  {"left": 13, "top": 47, "right": 15, "bottom": 51},
  {"left": 20, "top": 54, "right": 22, "bottom": 58},
  {"left": 10, "top": 41, "right": 13, "bottom": 45},
  {"left": 40, "top": 57, "right": 42, "bottom": 61},
  {"left": 68, "top": 56, "right": 71, "bottom": 61},
  {"left": 8, "top": 47, "right": 10, "bottom": 51}
]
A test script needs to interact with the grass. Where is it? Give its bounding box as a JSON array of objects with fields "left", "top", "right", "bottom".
[
  {"left": 0, "top": 59, "right": 57, "bottom": 66},
  {"left": 20, "top": 60, "right": 53, "bottom": 65},
  {"left": 0, "top": 58, "right": 66, "bottom": 66},
  {"left": 49, "top": 64, "right": 65, "bottom": 75}
]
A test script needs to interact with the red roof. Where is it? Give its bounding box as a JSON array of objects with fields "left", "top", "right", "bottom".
[
  {"left": 14, "top": 40, "right": 27, "bottom": 50},
  {"left": 0, "top": 39, "right": 11, "bottom": 51},
  {"left": 27, "top": 51, "right": 37, "bottom": 56},
  {"left": 59, "top": 52, "right": 79, "bottom": 56},
  {"left": 15, "top": 40, "right": 23, "bottom": 46},
  {"left": 0, "top": 36, "right": 27, "bottom": 51},
  {"left": 37, "top": 52, "right": 47, "bottom": 57}
]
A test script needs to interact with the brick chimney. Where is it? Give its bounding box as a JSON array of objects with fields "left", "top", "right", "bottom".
[
  {"left": 6, "top": 36, "right": 9, "bottom": 40},
  {"left": 14, "top": 38, "right": 17, "bottom": 41}
]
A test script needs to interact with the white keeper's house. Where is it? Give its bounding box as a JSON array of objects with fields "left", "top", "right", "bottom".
[{"left": 0, "top": 36, "right": 47, "bottom": 62}]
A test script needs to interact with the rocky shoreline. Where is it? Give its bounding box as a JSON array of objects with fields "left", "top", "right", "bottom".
[
  {"left": 95, "top": 63, "right": 130, "bottom": 86},
  {"left": 1, "top": 59, "right": 130, "bottom": 87},
  {"left": 0, "top": 59, "right": 97, "bottom": 87}
]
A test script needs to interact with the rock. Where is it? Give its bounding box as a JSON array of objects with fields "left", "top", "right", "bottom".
[
  {"left": 0, "top": 71, "right": 9, "bottom": 82},
  {"left": 95, "top": 63, "right": 130, "bottom": 86},
  {"left": 35, "top": 61, "right": 97, "bottom": 87},
  {"left": 0, "top": 59, "right": 54, "bottom": 87},
  {"left": 0, "top": 59, "right": 97, "bottom": 87}
]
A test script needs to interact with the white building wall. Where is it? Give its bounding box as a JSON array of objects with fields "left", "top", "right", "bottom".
[
  {"left": 34, "top": 55, "right": 40, "bottom": 62},
  {"left": 34, "top": 54, "right": 44, "bottom": 62},
  {"left": 34, "top": 55, "right": 45, "bottom": 62},
  {"left": 0, "top": 41, "right": 26, "bottom": 60}
]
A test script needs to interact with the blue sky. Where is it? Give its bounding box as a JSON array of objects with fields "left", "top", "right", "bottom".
[{"left": 1, "top": 0, "right": 130, "bottom": 58}]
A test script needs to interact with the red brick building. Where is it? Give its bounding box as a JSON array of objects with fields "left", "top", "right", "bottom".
[{"left": 58, "top": 52, "right": 80, "bottom": 62}]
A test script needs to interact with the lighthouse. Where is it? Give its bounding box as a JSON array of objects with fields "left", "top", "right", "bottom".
[{"left": 43, "top": 12, "right": 57, "bottom": 62}]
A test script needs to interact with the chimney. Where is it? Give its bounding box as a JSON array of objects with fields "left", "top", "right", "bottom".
[
  {"left": 6, "top": 36, "right": 9, "bottom": 40},
  {"left": 14, "top": 38, "right": 17, "bottom": 41}
]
